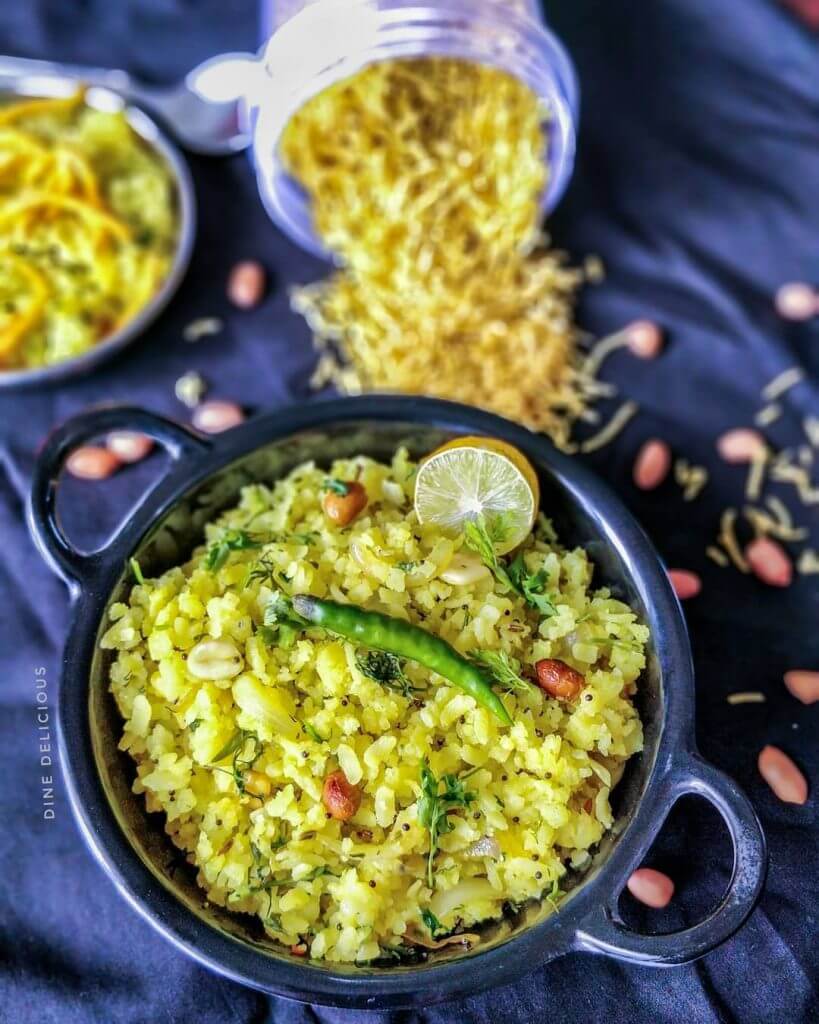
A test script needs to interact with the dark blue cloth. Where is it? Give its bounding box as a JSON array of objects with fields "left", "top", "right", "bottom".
[{"left": 1, "top": 1, "right": 817, "bottom": 1022}]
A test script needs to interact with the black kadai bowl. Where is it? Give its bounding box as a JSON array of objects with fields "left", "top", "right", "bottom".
[{"left": 27, "top": 396, "right": 766, "bottom": 1009}]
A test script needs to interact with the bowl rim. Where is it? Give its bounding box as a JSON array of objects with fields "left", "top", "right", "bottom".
[
  {"left": 30, "top": 396, "right": 763, "bottom": 1008},
  {"left": 0, "top": 81, "right": 196, "bottom": 389}
]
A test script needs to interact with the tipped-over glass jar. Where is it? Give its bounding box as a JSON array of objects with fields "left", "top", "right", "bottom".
[{"left": 251, "top": 0, "right": 579, "bottom": 259}]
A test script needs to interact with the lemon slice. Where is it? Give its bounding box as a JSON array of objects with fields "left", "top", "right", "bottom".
[{"left": 414, "top": 436, "right": 539, "bottom": 554}]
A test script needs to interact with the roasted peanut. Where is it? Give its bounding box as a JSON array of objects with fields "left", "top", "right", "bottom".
[
  {"left": 192, "top": 400, "right": 245, "bottom": 435},
  {"left": 633, "top": 439, "right": 671, "bottom": 490},
  {"left": 758, "top": 745, "right": 808, "bottom": 805},
  {"left": 535, "top": 659, "right": 584, "bottom": 701},
  {"left": 745, "top": 537, "right": 793, "bottom": 588},
  {"left": 774, "top": 281, "right": 818, "bottom": 322},
  {"left": 244, "top": 770, "right": 272, "bottom": 798},
  {"left": 322, "top": 769, "right": 362, "bottom": 821},
  {"left": 716, "top": 428, "right": 767, "bottom": 464},
  {"left": 228, "top": 260, "right": 266, "bottom": 309},
  {"left": 627, "top": 868, "right": 674, "bottom": 908},
  {"left": 667, "top": 569, "right": 702, "bottom": 600},
  {"left": 66, "top": 445, "right": 121, "bottom": 480},
  {"left": 624, "top": 320, "right": 663, "bottom": 359},
  {"left": 323, "top": 481, "right": 368, "bottom": 527},
  {"left": 783, "top": 670, "right": 819, "bottom": 706},
  {"left": 106, "top": 431, "right": 154, "bottom": 464},
  {"left": 187, "top": 639, "right": 244, "bottom": 680}
]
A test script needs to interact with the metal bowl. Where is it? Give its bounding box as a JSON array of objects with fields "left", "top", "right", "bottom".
[
  {"left": 27, "top": 396, "right": 766, "bottom": 1009},
  {"left": 0, "top": 77, "right": 195, "bottom": 389}
]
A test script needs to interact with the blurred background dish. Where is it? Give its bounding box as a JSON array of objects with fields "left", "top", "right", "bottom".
[{"left": 0, "top": 78, "right": 195, "bottom": 389}]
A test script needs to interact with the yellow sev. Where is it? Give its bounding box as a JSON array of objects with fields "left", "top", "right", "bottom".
[
  {"left": 0, "top": 91, "right": 176, "bottom": 370},
  {"left": 280, "top": 58, "right": 586, "bottom": 443}
]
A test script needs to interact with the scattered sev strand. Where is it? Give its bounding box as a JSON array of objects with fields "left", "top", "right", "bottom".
[
  {"left": 183, "top": 317, "right": 223, "bottom": 343},
  {"left": 581, "top": 330, "right": 630, "bottom": 379},
  {"left": 804, "top": 417, "right": 819, "bottom": 448},
  {"left": 769, "top": 456, "right": 819, "bottom": 504},
  {"left": 743, "top": 505, "right": 808, "bottom": 543},
  {"left": 797, "top": 550, "right": 819, "bottom": 574},
  {"left": 718, "top": 508, "right": 750, "bottom": 572},
  {"left": 706, "top": 546, "right": 729, "bottom": 567},
  {"left": 579, "top": 401, "right": 639, "bottom": 454},
  {"left": 755, "top": 403, "right": 782, "bottom": 427},
  {"left": 726, "top": 692, "right": 766, "bottom": 706},
  {"left": 744, "top": 450, "right": 768, "bottom": 502},
  {"left": 762, "top": 366, "right": 804, "bottom": 402},
  {"left": 765, "top": 495, "right": 795, "bottom": 528},
  {"left": 674, "top": 459, "right": 708, "bottom": 501}
]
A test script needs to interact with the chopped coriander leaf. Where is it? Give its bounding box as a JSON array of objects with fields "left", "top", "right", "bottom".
[
  {"left": 299, "top": 865, "right": 337, "bottom": 882},
  {"left": 421, "top": 908, "right": 444, "bottom": 938},
  {"left": 290, "top": 531, "right": 319, "bottom": 545},
  {"left": 470, "top": 649, "right": 530, "bottom": 693},
  {"left": 397, "top": 561, "right": 418, "bottom": 572},
  {"left": 417, "top": 759, "right": 476, "bottom": 888},
  {"left": 205, "top": 529, "right": 262, "bottom": 572},
  {"left": 211, "top": 729, "right": 248, "bottom": 763},
  {"left": 322, "top": 478, "right": 351, "bottom": 496},
  {"left": 356, "top": 650, "right": 419, "bottom": 698},
  {"left": 188, "top": 718, "right": 202, "bottom": 732},
  {"left": 463, "top": 517, "right": 556, "bottom": 618},
  {"left": 129, "top": 557, "right": 145, "bottom": 585},
  {"left": 507, "top": 552, "right": 557, "bottom": 617},
  {"left": 257, "top": 624, "right": 278, "bottom": 646},
  {"left": 244, "top": 554, "right": 285, "bottom": 589},
  {"left": 589, "top": 634, "right": 647, "bottom": 651},
  {"left": 302, "top": 722, "right": 326, "bottom": 743},
  {"left": 588, "top": 635, "right": 643, "bottom": 652},
  {"left": 264, "top": 591, "right": 308, "bottom": 629},
  {"left": 546, "top": 878, "right": 563, "bottom": 913},
  {"left": 210, "top": 729, "right": 263, "bottom": 793},
  {"left": 257, "top": 622, "right": 298, "bottom": 649},
  {"left": 463, "top": 516, "right": 515, "bottom": 591},
  {"left": 258, "top": 592, "right": 307, "bottom": 650},
  {"left": 536, "top": 513, "right": 558, "bottom": 543}
]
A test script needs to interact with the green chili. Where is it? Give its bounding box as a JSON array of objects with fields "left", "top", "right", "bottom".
[{"left": 291, "top": 595, "right": 511, "bottom": 726}]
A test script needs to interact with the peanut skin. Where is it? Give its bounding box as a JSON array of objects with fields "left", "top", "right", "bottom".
[
  {"left": 227, "top": 260, "right": 266, "bottom": 309},
  {"left": 322, "top": 770, "right": 362, "bottom": 821},
  {"left": 535, "top": 659, "right": 585, "bottom": 701},
  {"left": 323, "top": 481, "right": 368, "bottom": 527}
]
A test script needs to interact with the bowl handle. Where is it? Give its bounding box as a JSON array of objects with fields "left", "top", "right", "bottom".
[
  {"left": 574, "top": 754, "right": 766, "bottom": 965},
  {"left": 27, "top": 405, "right": 211, "bottom": 595}
]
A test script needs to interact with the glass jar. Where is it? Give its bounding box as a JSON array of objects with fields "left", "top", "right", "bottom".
[{"left": 250, "top": 0, "right": 578, "bottom": 259}]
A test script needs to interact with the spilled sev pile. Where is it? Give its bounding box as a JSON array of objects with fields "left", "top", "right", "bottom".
[{"left": 280, "top": 58, "right": 587, "bottom": 445}]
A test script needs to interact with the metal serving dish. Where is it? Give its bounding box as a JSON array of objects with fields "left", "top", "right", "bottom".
[
  {"left": 0, "top": 75, "right": 195, "bottom": 389},
  {"left": 27, "top": 396, "right": 766, "bottom": 1009}
]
